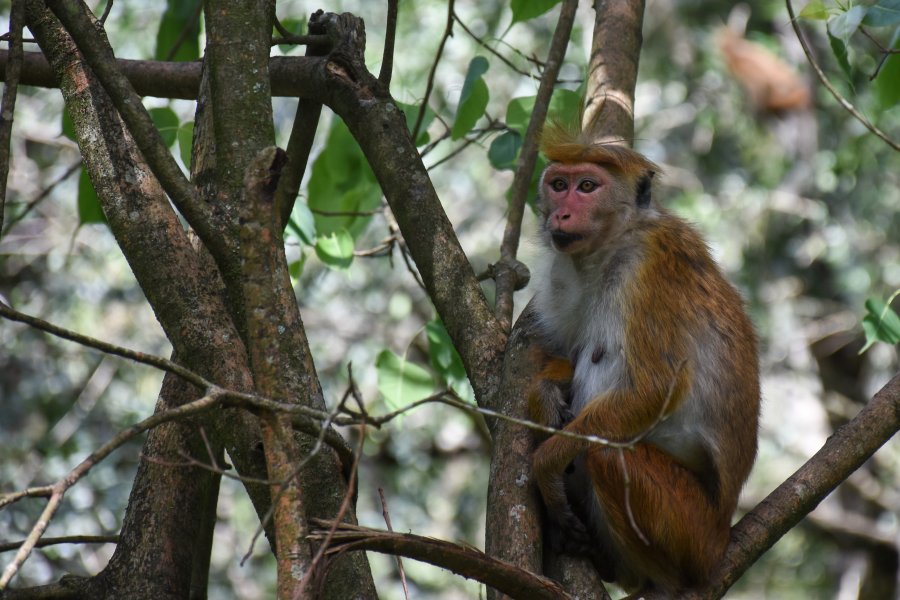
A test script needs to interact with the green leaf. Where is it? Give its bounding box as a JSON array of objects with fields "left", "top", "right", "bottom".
[
  {"left": 307, "top": 118, "right": 381, "bottom": 237},
  {"left": 314, "top": 229, "right": 354, "bottom": 270},
  {"left": 488, "top": 130, "right": 522, "bottom": 171},
  {"left": 397, "top": 101, "right": 435, "bottom": 146},
  {"left": 863, "top": 0, "right": 900, "bottom": 27},
  {"left": 287, "top": 200, "right": 316, "bottom": 246},
  {"left": 798, "top": 0, "right": 830, "bottom": 20},
  {"left": 149, "top": 107, "right": 180, "bottom": 148},
  {"left": 506, "top": 88, "right": 583, "bottom": 138},
  {"left": 288, "top": 252, "right": 308, "bottom": 280},
  {"left": 451, "top": 56, "right": 490, "bottom": 140},
  {"left": 61, "top": 108, "right": 76, "bottom": 140},
  {"left": 511, "top": 0, "right": 562, "bottom": 24},
  {"left": 156, "top": 0, "right": 201, "bottom": 62},
  {"left": 827, "top": 31, "right": 854, "bottom": 82},
  {"left": 77, "top": 168, "right": 106, "bottom": 225},
  {"left": 860, "top": 294, "right": 900, "bottom": 353},
  {"left": 376, "top": 350, "right": 435, "bottom": 410},
  {"left": 426, "top": 320, "right": 467, "bottom": 382},
  {"left": 828, "top": 5, "right": 868, "bottom": 43},
  {"left": 177, "top": 120, "right": 193, "bottom": 168},
  {"left": 874, "top": 28, "right": 900, "bottom": 107}
]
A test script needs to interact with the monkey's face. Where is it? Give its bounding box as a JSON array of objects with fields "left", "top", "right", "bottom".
[{"left": 539, "top": 162, "right": 630, "bottom": 255}]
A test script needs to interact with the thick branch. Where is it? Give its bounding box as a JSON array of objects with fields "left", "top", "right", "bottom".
[
  {"left": 310, "top": 520, "right": 571, "bottom": 600},
  {"left": 296, "top": 12, "right": 506, "bottom": 403},
  {"left": 687, "top": 372, "right": 900, "bottom": 599},
  {"left": 240, "top": 147, "right": 312, "bottom": 598},
  {"left": 583, "top": 0, "right": 647, "bottom": 144},
  {"left": 41, "top": 0, "right": 222, "bottom": 257}
]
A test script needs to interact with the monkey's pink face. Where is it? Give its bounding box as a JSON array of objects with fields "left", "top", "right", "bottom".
[{"left": 540, "top": 162, "right": 614, "bottom": 254}]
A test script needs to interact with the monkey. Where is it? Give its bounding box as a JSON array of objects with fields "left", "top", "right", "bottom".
[{"left": 528, "top": 123, "right": 760, "bottom": 594}]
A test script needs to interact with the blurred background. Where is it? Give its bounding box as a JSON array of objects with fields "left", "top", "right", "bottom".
[{"left": 1, "top": 0, "right": 898, "bottom": 598}]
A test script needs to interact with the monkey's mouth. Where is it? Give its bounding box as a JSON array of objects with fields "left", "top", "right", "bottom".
[{"left": 551, "top": 231, "right": 584, "bottom": 250}]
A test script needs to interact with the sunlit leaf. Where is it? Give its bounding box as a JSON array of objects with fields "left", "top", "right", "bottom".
[
  {"left": 287, "top": 200, "right": 316, "bottom": 246},
  {"left": 798, "top": 0, "right": 829, "bottom": 20},
  {"left": 307, "top": 118, "right": 381, "bottom": 237},
  {"left": 156, "top": 0, "right": 201, "bottom": 62},
  {"left": 828, "top": 5, "right": 868, "bottom": 43},
  {"left": 511, "top": 0, "right": 561, "bottom": 24},
  {"left": 451, "top": 56, "right": 490, "bottom": 140},
  {"left": 376, "top": 350, "right": 435, "bottom": 410},
  {"left": 426, "top": 320, "right": 473, "bottom": 400},
  {"left": 860, "top": 294, "right": 900, "bottom": 353},
  {"left": 314, "top": 229, "right": 354, "bottom": 270},
  {"left": 863, "top": 0, "right": 900, "bottom": 27}
]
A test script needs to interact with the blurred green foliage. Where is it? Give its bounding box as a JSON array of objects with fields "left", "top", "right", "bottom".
[{"left": 1, "top": 0, "right": 898, "bottom": 598}]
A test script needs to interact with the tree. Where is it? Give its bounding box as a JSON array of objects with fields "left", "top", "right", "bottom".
[{"left": 1, "top": 1, "right": 898, "bottom": 599}]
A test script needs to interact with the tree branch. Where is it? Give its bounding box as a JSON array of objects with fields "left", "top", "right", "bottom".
[
  {"left": 0, "top": 0, "right": 25, "bottom": 236},
  {"left": 494, "top": 0, "right": 578, "bottom": 332},
  {"left": 582, "top": 0, "right": 647, "bottom": 145},
  {"left": 41, "top": 0, "right": 224, "bottom": 256},
  {"left": 785, "top": 0, "right": 899, "bottom": 152},
  {"left": 309, "top": 520, "right": 571, "bottom": 600}
]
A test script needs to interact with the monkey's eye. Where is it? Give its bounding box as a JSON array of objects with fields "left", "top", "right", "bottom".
[
  {"left": 578, "top": 180, "right": 598, "bottom": 193},
  {"left": 549, "top": 178, "right": 567, "bottom": 192}
]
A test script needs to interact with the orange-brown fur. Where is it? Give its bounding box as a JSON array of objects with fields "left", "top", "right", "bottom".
[{"left": 529, "top": 127, "right": 759, "bottom": 593}]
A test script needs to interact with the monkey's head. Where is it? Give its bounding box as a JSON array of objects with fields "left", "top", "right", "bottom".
[{"left": 537, "top": 124, "right": 659, "bottom": 256}]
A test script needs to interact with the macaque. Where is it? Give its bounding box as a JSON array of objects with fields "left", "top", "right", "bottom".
[{"left": 529, "top": 124, "right": 760, "bottom": 593}]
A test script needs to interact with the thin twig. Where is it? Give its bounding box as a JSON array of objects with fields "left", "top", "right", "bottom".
[
  {"left": 379, "top": 0, "right": 399, "bottom": 86},
  {"left": 2, "top": 160, "right": 81, "bottom": 236},
  {"left": 452, "top": 11, "right": 534, "bottom": 79},
  {"left": 494, "top": 0, "right": 579, "bottom": 331},
  {"left": 0, "top": 535, "right": 118, "bottom": 553},
  {"left": 378, "top": 488, "right": 411, "bottom": 600},
  {"left": 0, "top": 390, "right": 226, "bottom": 588},
  {"left": 412, "top": 0, "right": 454, "bottom": 141},
  {"left": 786, "top": 0, "right": 900, "bottom": 152}
]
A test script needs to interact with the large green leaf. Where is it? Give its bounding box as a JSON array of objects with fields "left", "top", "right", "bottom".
[
  {"left": 827, "top": 30, "right": 854, "bottom": 82},
  {"left": 156, "top": 0, "right": 201, "bottom": 62},
  {"left": 314, "top": 229, "right": 354, "bottom": 271},
  {"left": 451, "top": 56, "right": 490, "bottom": 140},
  {"left": 798, "top": 0, "right": 829, "bottom": 20},
  {"left": 426, "top": 320, "right": 473, "bottom": 400},
  {"left": 488, "top": 130, "right": 522, "bottom": 171},
  {"left": 149, "top": 107, "right": 179, "bottom": 148},
  {"left": 307, "top": 118, "right": 381, "bottom": 237},
  {"left": 828, "top": 5, "right": 868, "bottom": 44},
  {"left": 376, "top": 350, "right": 436, "bottom": 410},
  {"left": 860, "top": 294, "right": 900, "bottom": 353},
  {"left": 506, "top": 88, "right": 582, "bottom": 137},
  {"left": 863, "top": 0, "right": 900, "bottom": 27},
  {"left": 875, "top": 28, "right": 900, "bottom": 108},
  {"left": 511, "top": 0, "right": 561, "bottom": 24}
]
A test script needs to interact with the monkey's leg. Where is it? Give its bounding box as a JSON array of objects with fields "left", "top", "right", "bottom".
[{"left": 587, "top": 443, "right": 730, "bottom": 592}]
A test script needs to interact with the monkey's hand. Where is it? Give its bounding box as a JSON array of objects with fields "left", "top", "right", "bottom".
[
  {"left": 533, "top": 440, "right": 592, "bottom": 551},
  {"left": 531, "top": 379, "right": 575, "bottom": 430}
]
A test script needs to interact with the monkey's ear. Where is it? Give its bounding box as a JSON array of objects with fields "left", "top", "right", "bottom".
[{"left": 635, "top": 171, "right": 654, "bottom": 208}]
